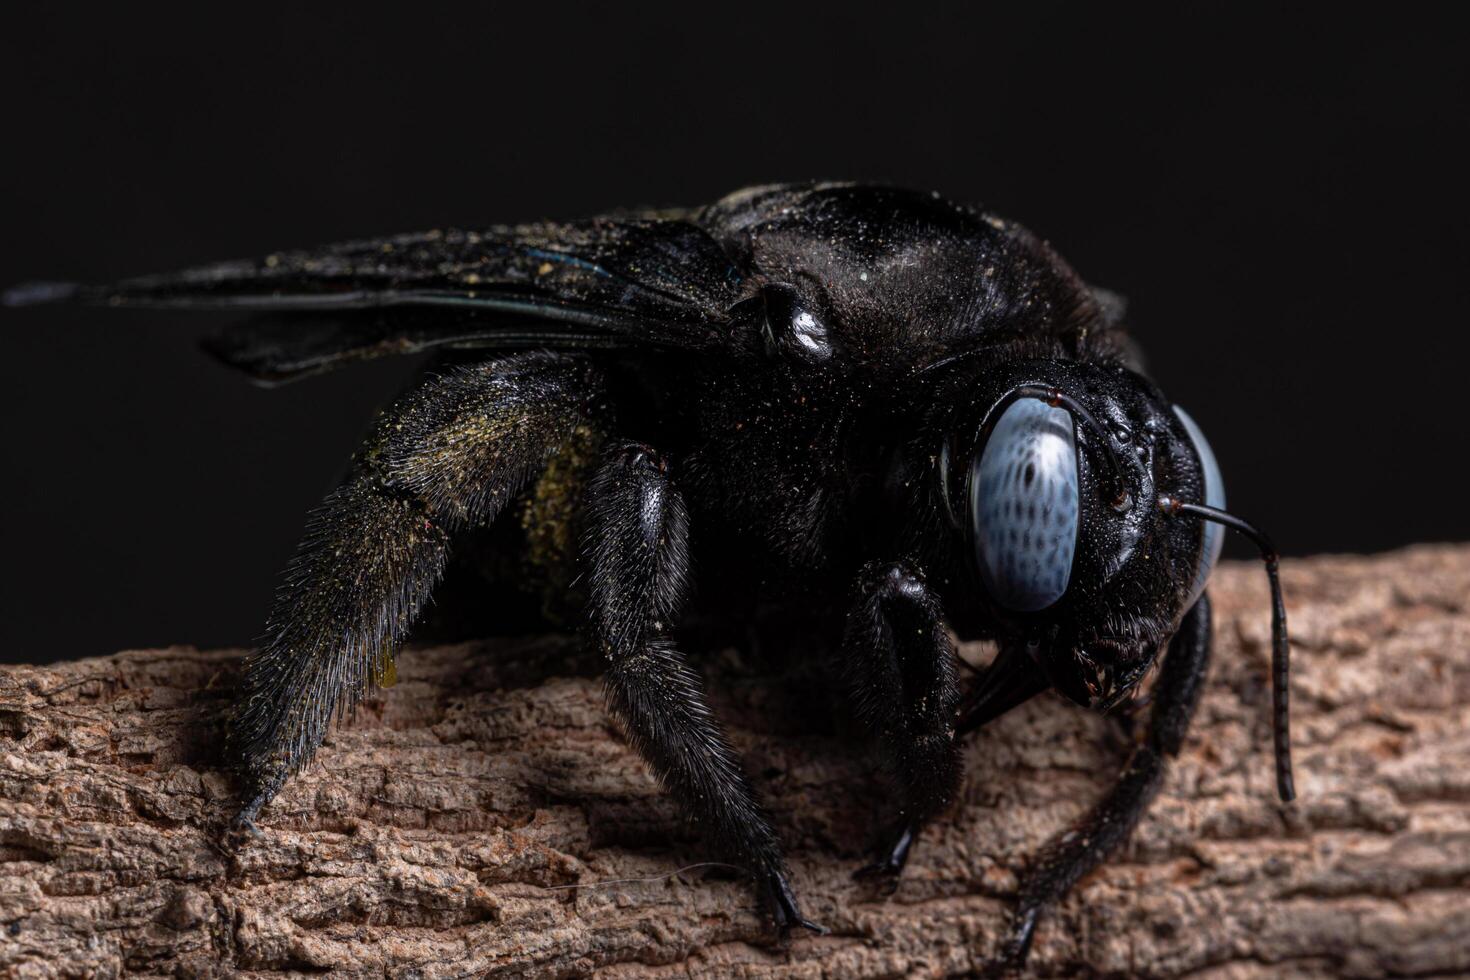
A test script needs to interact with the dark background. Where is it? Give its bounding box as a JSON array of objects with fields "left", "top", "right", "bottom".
[{"left": 2, "top": 8, "right": 1465, "bottom": 662}]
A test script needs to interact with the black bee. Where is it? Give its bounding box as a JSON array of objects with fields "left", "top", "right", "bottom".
[{"left": 4, "top": 182, "right": 1294, "bottom": 967}]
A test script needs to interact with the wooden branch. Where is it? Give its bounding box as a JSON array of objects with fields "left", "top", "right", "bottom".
[{"left": 3, "top": 547, "right": 1469, "bottom": 977}]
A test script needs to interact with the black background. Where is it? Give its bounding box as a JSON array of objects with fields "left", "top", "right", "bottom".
[{"left": 2, "top": 8, "right": 1465, "bottom": 662}]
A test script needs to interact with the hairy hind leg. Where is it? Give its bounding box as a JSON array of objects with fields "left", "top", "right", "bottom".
[{"left": 230, "top": 352, "right": 602, "bottom": 825}]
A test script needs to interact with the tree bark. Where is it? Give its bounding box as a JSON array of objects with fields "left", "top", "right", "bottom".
[{"left": 2, "top": 547, "right": 1469, "bottom": 978}]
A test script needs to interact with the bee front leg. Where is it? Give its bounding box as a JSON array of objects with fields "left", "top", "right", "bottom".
[
  {"left": 583, "top": 442, "right": 824, "bottom": 936},
  {"left": 994, "top": 594, "right": 1213, "bottom": 971},
  {"left": 230, "top": 353, "right": 601, "bottom": 831},
  {"left": 840, "top": 560, "right": 962, "bottom": 884}
]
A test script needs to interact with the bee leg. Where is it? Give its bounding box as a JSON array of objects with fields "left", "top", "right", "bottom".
[
  {"left": 229, "top": 353, "right": 601, "bottom": 829},
  {"left": 583, "top": 442, "right": 824, "bottom": 937},
  {"left": 993, "top": 594, "right": 1212, "bottom": 971},
  {"left": 840, "top": 561, "right": 962, "bottom": 885},
  {"left": 956, "top": 639, "right": 1050, "bottom": 736}
]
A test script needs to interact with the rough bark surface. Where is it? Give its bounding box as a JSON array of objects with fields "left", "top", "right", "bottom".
[{"left": 2, "top": 547, "right": 1469, "bottom": 978}]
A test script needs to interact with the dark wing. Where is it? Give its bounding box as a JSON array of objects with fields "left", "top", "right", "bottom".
[{"left": 3, "top": 214, "right": 755, "bottom": 382}]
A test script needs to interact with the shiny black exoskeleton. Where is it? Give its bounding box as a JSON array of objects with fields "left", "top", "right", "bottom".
[{"left": 5, "top": 182, "right": 1294, "bottom": 968}]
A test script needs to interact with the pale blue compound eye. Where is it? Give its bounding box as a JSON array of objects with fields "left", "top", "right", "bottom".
[
  {"left": 1173, "top": 404, "right": 1226, "bottom": 606},
  {"left": 971, "top": 398, "right": 1079, "bottom": 612}
]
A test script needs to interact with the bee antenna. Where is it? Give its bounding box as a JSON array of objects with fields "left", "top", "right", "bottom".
[{"left": 1159, "top": 497, "right": 1295, "bottom": 802}]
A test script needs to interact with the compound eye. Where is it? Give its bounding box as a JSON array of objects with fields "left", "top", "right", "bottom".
[
  {"left": 971, "top": 398, "right": 1080, "bottom": 612},
  {"left": 1173, "top": 405, "right": 1226, "bottom": 605}
]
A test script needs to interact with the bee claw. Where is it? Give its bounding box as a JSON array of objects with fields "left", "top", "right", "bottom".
[{"left": 762, "top": 871, "right": 827, "bottom": 938}]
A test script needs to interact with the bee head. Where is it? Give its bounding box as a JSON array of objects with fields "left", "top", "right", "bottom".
[{"left": 924, "top": 355, "right": 1294, "bottom": 800}]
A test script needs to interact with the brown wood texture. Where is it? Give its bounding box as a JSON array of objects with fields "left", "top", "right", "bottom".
[{"left": 2, "top": 547, "right": 1469, "bottom": 978}]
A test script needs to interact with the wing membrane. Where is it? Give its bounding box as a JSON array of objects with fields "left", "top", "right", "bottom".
[{"left": 6, "top": 216, "right": 753, "bottom": 380}]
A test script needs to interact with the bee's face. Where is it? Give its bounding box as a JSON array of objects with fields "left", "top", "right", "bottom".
[{"left": 935, "top": 360, "right": 1223, "bottom": 708}]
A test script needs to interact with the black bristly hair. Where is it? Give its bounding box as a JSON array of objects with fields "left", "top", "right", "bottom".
[{"left": 1159, "top": 496, "right": 1295, "bottom": 802}]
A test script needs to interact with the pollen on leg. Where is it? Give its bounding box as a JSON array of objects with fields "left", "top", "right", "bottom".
[{"left": 373, "top": 649, "right": 399, "bottom": 689}]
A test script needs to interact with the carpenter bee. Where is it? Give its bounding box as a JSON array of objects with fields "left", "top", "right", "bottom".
[{"left": 5, "top": 182, "right": 1294, "bottom": 967}]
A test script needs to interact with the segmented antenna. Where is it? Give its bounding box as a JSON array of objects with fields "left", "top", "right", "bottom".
[{"left": 1160, "top": 496, "right": 1295, "bottom": 802}]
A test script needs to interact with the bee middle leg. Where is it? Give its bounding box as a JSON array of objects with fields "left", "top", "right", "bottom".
[
  {"left": 582, "top": 441, "right": 824, "bottom": 935},
  {"left": 840, "top": 560, "right": 963, "bottom": 882}
]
